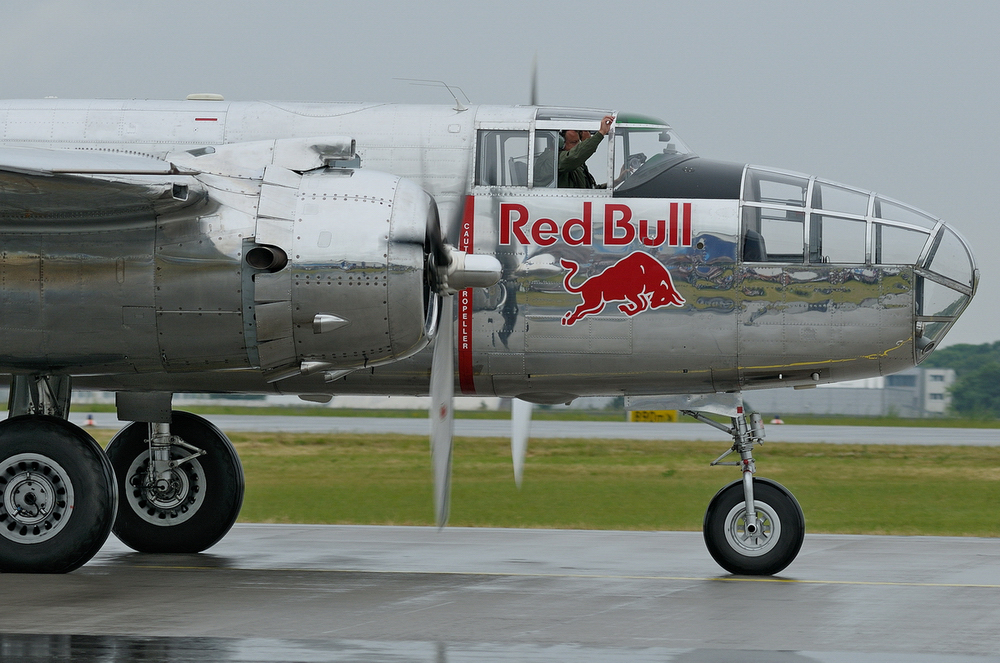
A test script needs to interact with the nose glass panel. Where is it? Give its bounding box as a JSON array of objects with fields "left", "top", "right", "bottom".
[
  {"left": 925, "top": 225, "right": 976, "bottom": 289},
  {"left": 921, "top": 278, "right": 970, "bottom": 318},
  {"left": 741, "top": 166, "right": 978, "bottom": 354}
]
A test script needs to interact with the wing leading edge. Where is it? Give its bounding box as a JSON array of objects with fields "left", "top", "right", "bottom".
[{"left": 0, "top": 146, "right": 203, "bottom": 224}]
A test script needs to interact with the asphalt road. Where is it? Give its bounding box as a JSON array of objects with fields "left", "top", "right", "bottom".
[{"left": 69, "top": 411, "right": 1000, "bottom": 445}]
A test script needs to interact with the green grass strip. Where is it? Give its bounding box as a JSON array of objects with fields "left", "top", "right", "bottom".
[{"left": 86, "top": 429, "right": 1000, "bottom": 536}]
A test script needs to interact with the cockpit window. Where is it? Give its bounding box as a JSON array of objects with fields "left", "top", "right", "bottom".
[
  {"left": 875, "top": 198, "right": 937, "bottom": 230},
  {"left": 532, "top": 130, "right": 558, "bottom": 187},
  {"left": 739, "top": 167, "right": 975, "bottom": 285},
  {"left": 741, "top": 170, "right": 809, "bottom": 263},
  {"left": 475, "top": 131, "right": 529, "bottom": 187},
  {"left": 612, "top": 118, "right": 692, "bottom": 189},
  {"left": 874, "top": 224, "right": 929, "bottom": 265},
  {"left": 811, "top": 215, "right": 867, "bottom": 264},
  {"left": 475, "top": 130, "right": 557, "bottom": 188},
  {"left": 925, "top": 227, "right": 975, "bottom": 286}
]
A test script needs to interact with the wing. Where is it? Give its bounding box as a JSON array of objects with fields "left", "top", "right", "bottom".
[{"left": 0, "top": 146, "right": 204, "bottom": 224}]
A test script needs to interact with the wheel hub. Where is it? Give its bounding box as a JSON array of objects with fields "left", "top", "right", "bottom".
[
  {"left": 0, "top": 453, "right": 75, "bottom": 543},
  {"left": 126, "top": 450, "right": 205, "bottom": 526},
  {"left": 723, "top": 500, "right": 781, "bottom": 557},
  {"left": 144, "top": 468, "right": 190, "bottom": 509}
]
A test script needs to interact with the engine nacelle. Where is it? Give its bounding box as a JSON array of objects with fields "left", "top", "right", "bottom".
[{"left": 250, "top": 167, "right": 435, "bottom": 379}]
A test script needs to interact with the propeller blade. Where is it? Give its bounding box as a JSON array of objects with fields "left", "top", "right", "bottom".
[
  {"left": 423, "top": 195, "right": 499, "bottom": 527},
  {"left": 511, "top": 397, "right": 532, "bottom": 488},
  {"left": 429, "top": 293, "right": 455, "bottom": 528},
  {"left": 425, "top": 200, "right": 452, "bottom": 276}
]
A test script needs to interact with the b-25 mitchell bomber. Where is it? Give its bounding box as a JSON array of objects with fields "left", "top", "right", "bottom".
[{"left": 0, "top": 96, "right": 977, "bottom": 575}]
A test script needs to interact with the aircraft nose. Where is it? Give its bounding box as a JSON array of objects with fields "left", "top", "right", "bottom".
[{"left": 741, "top": 167, "right": 978, "bottom": 357}]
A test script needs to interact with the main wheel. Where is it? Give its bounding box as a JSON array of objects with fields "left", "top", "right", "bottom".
[
  {"left": 0, "top": 415, "right": 117, "bottom": 573},
  {"left": 703, "top": 477, "right": 804, "bottom": 576},
  {"left": 106, "top": 411, "right": 244, "bottom": 553}
]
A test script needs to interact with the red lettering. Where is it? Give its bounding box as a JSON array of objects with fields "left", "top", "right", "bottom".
[
  {"left": 458, "top": 195, "right": 476, "bottom": 395},
  {"left": 604, "top": 204, "right": 635, "bottom": 246},
  {"left": 683, "top": 202, "right": 692, "bottom": 246},
  {"left": 532, "top": 218, "right": 558, "bottom": 246},
  {"left": 500, "top": 203, "right": 529, "bottom": 245},
  {"left": 496, "top": 201, "right": 691, "bottom": 248},
  {"left": 640, "top": 218, "right": 666, "bottom": 246},
  {"left": 670, "top": 203, "right": 679, "bottom": 246},
  {"left": 562, "top": 201, "right": 593, "bottom": 246},
  {"left": 461, "top": 195, "right": 475, "bottom": 252}
]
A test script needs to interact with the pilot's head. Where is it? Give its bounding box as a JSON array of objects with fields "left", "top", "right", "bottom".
[{"left": 562, "top": 130, "right": 581, "bottom": 151}]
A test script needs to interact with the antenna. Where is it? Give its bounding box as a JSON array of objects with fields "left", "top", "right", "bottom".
[
  {"left": 530, "top": 54, "right": 539, "bottom": 106},
  {"left": 395, "top": 78, "right": 470, "bottom": 112}
]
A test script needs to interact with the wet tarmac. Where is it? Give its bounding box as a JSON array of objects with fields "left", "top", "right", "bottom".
[{"left": 2, "top": 525, "right": 1000, "bottom": 661}]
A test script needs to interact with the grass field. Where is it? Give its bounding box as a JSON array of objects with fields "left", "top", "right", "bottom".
[{"left": 87, "top": 429, "right": 1000, "bottom": 537}]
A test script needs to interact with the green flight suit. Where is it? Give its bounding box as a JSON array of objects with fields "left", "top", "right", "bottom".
[{"left": 558, "top": 132, "right": 604, "bottom": 188}]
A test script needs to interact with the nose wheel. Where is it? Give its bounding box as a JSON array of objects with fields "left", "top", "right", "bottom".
[
  {"left": 682, "top": 406, "right": 805, "bottom": 575},
  {"left": 703, "top": 477, "right": 803, "bottom": 575}
]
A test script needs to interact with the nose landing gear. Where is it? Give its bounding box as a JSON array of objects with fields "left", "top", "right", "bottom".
[{"left": 683, "top": 406, "right": 805, "bottom": 575}]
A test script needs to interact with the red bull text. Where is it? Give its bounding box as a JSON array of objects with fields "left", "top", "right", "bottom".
[{"left": 500, "top": 201, "right": 692, "bottom": 248}]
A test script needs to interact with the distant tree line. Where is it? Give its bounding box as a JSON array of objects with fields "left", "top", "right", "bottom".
[{"left": 922, "top": 341, "right": 1000, "bottom": 417}]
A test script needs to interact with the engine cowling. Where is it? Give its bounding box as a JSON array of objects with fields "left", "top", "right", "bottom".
[{"left": 250, "top": 166, "right": 436, "bottom": 379}]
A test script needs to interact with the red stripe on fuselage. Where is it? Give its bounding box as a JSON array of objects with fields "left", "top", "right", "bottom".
[{"left": 458, "top": 196, "right": 476, "bottom": 394}]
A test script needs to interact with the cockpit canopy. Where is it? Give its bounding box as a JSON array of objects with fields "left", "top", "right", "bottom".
[{"left": 474, "top": 108, "right": 691, "bottom": 190}]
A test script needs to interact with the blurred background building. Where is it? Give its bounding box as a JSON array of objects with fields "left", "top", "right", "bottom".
[{"left": 743, "top": 367, "right": 955, "bottom": 418}]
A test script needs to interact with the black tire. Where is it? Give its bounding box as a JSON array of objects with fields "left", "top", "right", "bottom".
[
  {"left": 703, "top": 477, "right": 805, "bottom": 576},
  {"left": 0, "top": 415, "right": 117, "bottom": 573},
  {"left": 106, "top": 411, "right": 244, "bottom": 553}
]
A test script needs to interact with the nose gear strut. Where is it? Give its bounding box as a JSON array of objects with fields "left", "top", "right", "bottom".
[
  {"left": 682, "top": 406, "right": 765, "bottom": 530},
  {"left": 686, "top": 404, "right": 804, "bottom": 575}
]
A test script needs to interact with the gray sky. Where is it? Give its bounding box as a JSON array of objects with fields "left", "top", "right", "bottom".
[{"left": 2, "top": 0, "right": 997, "bottom": 346}]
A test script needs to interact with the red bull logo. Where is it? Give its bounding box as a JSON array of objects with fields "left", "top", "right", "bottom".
[
  {"left": 500, "top": 201, "right": 692, "bottom": 248},
  {"left": 560, "top": 251, "right": 686, "bottom": 325}
]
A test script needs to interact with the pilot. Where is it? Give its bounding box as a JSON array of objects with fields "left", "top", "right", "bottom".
[
  {"left": 558, "top": 115, "right": 614, "bottom": 188},
  {"left": 534, "top": 115, "right": 614, "bottom": 188}
]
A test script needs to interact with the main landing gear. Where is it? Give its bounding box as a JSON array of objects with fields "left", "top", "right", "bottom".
[
  {"left": 683, "top": 406, "right": 805, "bottom": 576},
  {"left": 106, "top": 411, "right": 244, "bottom": 554},
  {"left": 0, "top": 415, "right": 117, "bottom": 573},
  {"left": 0, "top": 378, "right": 244, "bottom": 573}
]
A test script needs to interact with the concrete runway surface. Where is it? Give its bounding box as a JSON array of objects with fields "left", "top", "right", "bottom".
[
  {"left": 7, "top": 414, "right": 995, "bottom": 661},
  {"left": 68, "top": 411, "right": 1000, "bottom": 446},
  {"left": 3, "top": 525, "right": 1000, "bottom": 662}
]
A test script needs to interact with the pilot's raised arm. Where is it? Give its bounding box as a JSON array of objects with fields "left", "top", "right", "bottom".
[{"left": 558, "top": 115, "right": 614, "bottom": 188}]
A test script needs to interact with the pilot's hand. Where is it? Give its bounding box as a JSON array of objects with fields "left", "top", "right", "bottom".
[{"left": 599, "top": 115, "right": 614, "bottom": 135}]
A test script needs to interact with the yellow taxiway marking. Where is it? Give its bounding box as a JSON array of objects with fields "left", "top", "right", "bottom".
[{"left": 126, "top": 564, "right": 1000, "bottom": 589}]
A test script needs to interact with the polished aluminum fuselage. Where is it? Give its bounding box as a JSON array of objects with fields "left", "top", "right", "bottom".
[{"left": 0, "top": 99, "right": 977, "bottom": 402}]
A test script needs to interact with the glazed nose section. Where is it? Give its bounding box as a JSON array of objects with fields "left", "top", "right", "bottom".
[
  {"left": 913, "top": 221, "right": 978, "bottom": 355},
  {"left": 740, "top": 167, "right": 978, "bottom": 358}
]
